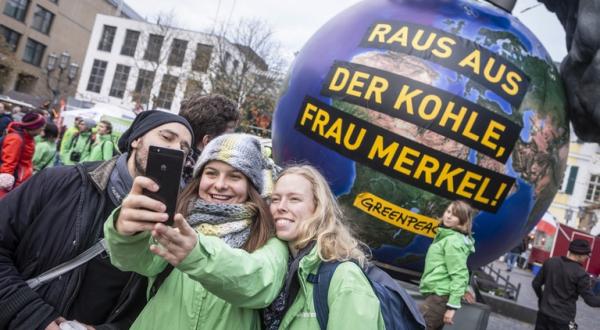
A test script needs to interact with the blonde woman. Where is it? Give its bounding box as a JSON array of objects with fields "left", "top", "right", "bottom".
[{"left": 264, "top": 165, "right": 385, "bottom": 329}]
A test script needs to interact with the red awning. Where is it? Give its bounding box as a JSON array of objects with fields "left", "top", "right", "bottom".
[{"left": 536, "top": 213, "right": 558, "bottom": 235}]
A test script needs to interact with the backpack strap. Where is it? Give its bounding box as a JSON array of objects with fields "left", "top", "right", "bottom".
[
  {"left": 69, "top": 133, "right": 79, "bottom": 150},
  {"left": 26, "top": 239, "right": 107, "bottom": 290},
  {"left": 38, "top": 149, "right": 56, "bottom": 171},
  {"left": 149, "top": 264, "right": 174, "bottom": 299},
  {"left": 101, "top": 140, "right": 119, "bottom": 157},
  {"left": 86, "top": 134, "right": 94, "bottom": 152},
  {"left": 308, "top": 261, "right": 342, "bottom": 330}
]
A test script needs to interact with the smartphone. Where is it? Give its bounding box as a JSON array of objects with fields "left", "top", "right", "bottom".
[{"left": 143, "top": 145, "right": 185, "bottom": 226}]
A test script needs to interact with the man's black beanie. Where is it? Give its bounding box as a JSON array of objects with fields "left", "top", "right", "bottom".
[{"left": 118, "top": 110, "right": 195, "bottom": 153}]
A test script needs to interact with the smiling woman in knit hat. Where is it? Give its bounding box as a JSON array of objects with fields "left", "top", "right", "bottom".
[
  {"left": 104, "top": 133, "right": 289, "bottom": 330},
  {"left": 0, "top": 112, "right": 46, "bottom": 198}
]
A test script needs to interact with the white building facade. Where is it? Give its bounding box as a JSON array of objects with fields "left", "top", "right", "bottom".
[
  {"left": 547, "top": 135, "right": 600, "bottom": 235},
  {"left": 76, "top": 14, "right": 257, "bottom": 113}
]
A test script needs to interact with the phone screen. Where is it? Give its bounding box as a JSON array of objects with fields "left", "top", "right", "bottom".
[{"left": 144, "top": 146, "right": 185, "bottom": 226}]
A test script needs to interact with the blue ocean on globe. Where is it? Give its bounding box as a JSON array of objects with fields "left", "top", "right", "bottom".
[{"left": 273, "top": 0, "right": 569, "bottom": 272}]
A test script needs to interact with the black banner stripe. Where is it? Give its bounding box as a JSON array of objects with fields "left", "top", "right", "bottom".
[
  {"left": 295, "top": 96, "right": 515, "bottom": 213},
  {"left": 360, "top": 20, "right": 530, "bottom": 108},
  {"left": 320, "top": 60, "right": 521, "bottom": 163}
]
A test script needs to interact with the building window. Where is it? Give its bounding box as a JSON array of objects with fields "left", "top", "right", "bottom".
[
  {"left": 167, "top": 39, "right": 187, "bottom": 67},
  {"left": 3, "top": 0, "right": 29, "bottom": 22},
  {"left": 0, "top": 25, "right": 21, "bottom": 51},
  {"left": 143, "top": 34, "right": 163, "bottom": 62},
  {"left": 86, "top": 59, "right": 108, "bottom": 93},
  {"left": 192, "top": 43, "right": 212, "bottom": 72},
  {"left": 184, "top": 80, "right": 203, "bottom": 99},
  {"left": 14, "top": 73, "right": 36, "bottom": 93},
  {"left": 562, "top": 166, "right": 579, "bottom": 195},
  {"left": 154, "top": 74, "right": 178, "bottom": 109},
  {"left": 98, "top": 25, "right": 117, "bottom": 52},
  {"left": 22, "top": 38, "right": 46, "bottom": 66},
  {"left": 31, "top": 5, "right": 54, "bottom": 34},
  {"left": 109, "top": 64, "right": 131, "bottom": 99},
  {"left": 223, "top": 52, "right": 231, "bottom": 67},
  {"left": 120, "top": 29, "right": 139, "bottom": 56},
  {"left": 134, "top": 69, "right": 155, "bottom": 105},
  {"left": 586, "top": 175, "right": 600, "bottom": 203}
]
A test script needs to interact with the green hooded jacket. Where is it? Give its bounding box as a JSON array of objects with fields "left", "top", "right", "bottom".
[
  {"left": 278, "top": 247, "right": 385, "bottom": 329},
  {"left": 104, "top": 209, "right": 289, "bottom": 330},
  {"left": 59, "top": 126, "right": 78, "bottom": 161},
  {"left": 32, "top": 139, "right": 56, "bottom": 172},
  {"left": 62, "top": 131, "right": 93, "bottom": 165},
  {"left": 85, "top": 134, "right": 116, "bottom": 162},
  {"left": 419, "top": 227, "right": 475, "bottom": 308}
]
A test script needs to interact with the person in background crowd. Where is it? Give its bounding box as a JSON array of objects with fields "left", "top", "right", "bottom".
[
  {"left": 419, "top": 200, "right": 476, "bottom": 330},
  {"left": 104, "top": 133, "right": 287, "bottom": 329},
  {"left": 178, "top": 93, "right": 240, "bottom": 183},
  {"left": 85, "top": 120, "right": 117, "bottom": 162},
  {"left": 63, "top": 118, "right": 96, "bottom": 165},
  {"left": 532, "top": 239, "right": 600, "bottom": 330},
  {"left": 11, "top": 106, "right": 23, "bottom": 122},
  {"left": 506, "top": 237, "right": 528, "bottom": 272},
  {"left": 0, "top": 103, "right": 12, "bottom": 136},
  {"left": 264, "top": 165, "right": 384, "bottom": 329},
  {"left": 0, "top": 110, "right": 194, "bottom": 329},
  {"left": 0, "top": 112, "right": 46, "bottom": 199},
  {"left": 58, "top": 116, "right": 82, "bottom": 165},
  {"left": 32, "top": 123, "right": 59, "bottom": 173}
]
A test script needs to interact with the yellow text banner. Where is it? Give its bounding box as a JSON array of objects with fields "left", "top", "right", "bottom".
[{"left": 353, "top": 192, "right": 439, "bottom": 238}]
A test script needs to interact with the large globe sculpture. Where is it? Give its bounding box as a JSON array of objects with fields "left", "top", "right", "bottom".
[{"left": 272, "top": 0, "right": 569, "bottom": 273}]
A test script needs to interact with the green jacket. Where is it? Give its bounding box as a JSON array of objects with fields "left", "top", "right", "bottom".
[
  {"left": 103, "top": 210, "right": 289, "bottom": 330},
  {"left": 279, "top": 247, "right": 384, "bottom": 329},
  {"left": 419, "top": 227, "right": 475, "bottom": 308},
  {"left": 62, "top": 131, "right": 93, "bottom": 165},
  {"left": 59, "top": 126, "right": 78, "bottom": 161},
  {"left": 85, "top": 134, "right": 116, "bottom": 162},
  {"left": 32, "top": 139, "right": 56, "bottom": 172}
]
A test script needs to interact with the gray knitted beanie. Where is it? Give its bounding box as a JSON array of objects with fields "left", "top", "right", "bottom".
[
  {"left": 82, "top": 118, "right": 97, "bottom": 129},
  {"left": 193, "top": 133, "right": 266, "bottom": 193}
]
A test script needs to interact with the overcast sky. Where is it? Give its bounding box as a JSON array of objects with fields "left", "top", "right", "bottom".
[{"left": 125, "top": 0, "right": 567, "bottom": 65}]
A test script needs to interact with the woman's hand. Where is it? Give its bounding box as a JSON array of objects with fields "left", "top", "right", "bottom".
[
  {"left": 443, "top": 309, "right": 455, "bottom": 325},
  {"left": 150, "top": 214, "right": 198, "bottom": 266},
  {"left": 115, "top": 176, "right": 168, "bottom": 236}
]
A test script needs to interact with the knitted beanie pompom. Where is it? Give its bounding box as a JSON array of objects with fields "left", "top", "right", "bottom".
[{"left": 0, "top": 173, "right": 15, "bottom": 190}]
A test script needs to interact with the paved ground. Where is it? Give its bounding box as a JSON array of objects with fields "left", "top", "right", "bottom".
[
  {"left": 485, "top": 260, "right": 598, "bottom": 329},
  {"left": 402, "top": 259, "right": 598, "bottom": 329},
  {"left": 487, "top": 312, "right": 531, "bottom": 330}
]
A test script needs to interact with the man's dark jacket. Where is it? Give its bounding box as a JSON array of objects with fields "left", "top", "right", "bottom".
[
  {"left": 532, "top": 256, "right": 600, "bottom": 323},
  {"left": 0, "top": 159, "right": 146, "bottom": 329}
]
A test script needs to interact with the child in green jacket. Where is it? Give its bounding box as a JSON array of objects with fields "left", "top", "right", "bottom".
[
  {"left": 265, "top": 165, "right": 385, "bottom": 329},
  {"left": 32, "top": 123, "right": 58, "bottom": 173},
  {"left": 419, "top": 200, "right": 476, "bottom": 330}
]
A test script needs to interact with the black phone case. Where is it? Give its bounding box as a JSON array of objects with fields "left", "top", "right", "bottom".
[{"left": 144, "top": 146, "right": 185, "bottom": 226}]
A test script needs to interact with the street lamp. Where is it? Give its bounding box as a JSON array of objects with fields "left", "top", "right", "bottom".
[{"left": 45, "top": 51, "right": 79, "bottom": 114}]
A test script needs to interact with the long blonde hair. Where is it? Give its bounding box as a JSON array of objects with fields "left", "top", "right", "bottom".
[{"left": 277, "top": 165, "right": 368, "bottom": 267}]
